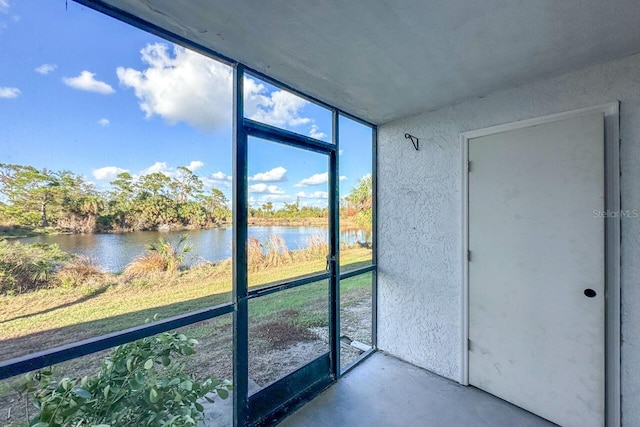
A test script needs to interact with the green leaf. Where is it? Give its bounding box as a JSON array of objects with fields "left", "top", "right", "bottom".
[
  {"left": 180, "top": 380, "right": 193, "bottom": 391},
  {"left": 60, "top": 404, "right": 80, "bottom": 417},
  {"left": 144, "top": 359, "right": 154, "bottom": 370},
  {"left": 115, "top": 358, "right": 127, "bottom": 373},
  {"left": 216, "top": 388, "right": 229, "bottom": 399},
  {"left": 162, "top": 355, "right": 171, "bottom": 367},
  {"left": 130, "top": 373, "right": 144, "bottom": 391},
  {"left": 149, "top": 388, "right": 159, "bottom": 403},
  {"left": 194, "top": 402, "right": 204, "bottom": 412},
  {"left": 71, "top": 386, "right": 92, "bottom": 399}
]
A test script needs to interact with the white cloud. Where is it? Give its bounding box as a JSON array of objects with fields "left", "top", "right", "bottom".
[
  {"left": 257, "top": 194, "right": 293, "bottom": 202},
  {"left": 296, "top": 191, "right": 328, "bottom": 199},
  {"left": 249, "top": 166, "right": 287, "bottom": 182},
  {"left": 201, "top": 171, "right": 232, "bottom": 189},
  {"left": 133, "top": 161, "right": 209, "bottom": 186},
  {"left": 0, "top": 0, "right": 9, "bottom": 13},
  {"left": 92, "top": 166, "right": 128, "bottom": 181},
  {"left": 249, "top": 183, "right": 285, "bottom": 194},
  {"left": 98, "top": 118, "right": 110, "bottom": 126},
  {"left": 296, "top": 172, "right": 327, "bottom": 187},
  {"left": 63, "top": 71, "right": 114, "bottom": 94},
  {"left": 35, "top": 64, "right": 57, "bottom": 75},
  {"left": 116, "top": 43, "right": 317, "bottom": 134},
  {"left": 187, "top": 160, "right": 204, "bottom": 171},
  {"left": 0, "top": 86, "right": 20, "bottom": 99},
  {"left": 140, "top": 161, "right": 170, "bottom": 176},
  {"left": 117, "top": 43, "right": 233, "bottom": 133},
  {"left": 210, "top": 171, "right": 231, "bottom": 181},
  {"left": 296, "top": 172, "right": 347, "bottom": 187},
  {"left": 249, "top": 89, "right": 311, "bottom": 128},
  {"left": 309, "top": 124, "right": 326, "bottom": 140}
]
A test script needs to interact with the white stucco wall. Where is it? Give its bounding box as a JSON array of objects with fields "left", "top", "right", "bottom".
[{"left": 377, "top": 51, "right": 640, "bottom": 424}]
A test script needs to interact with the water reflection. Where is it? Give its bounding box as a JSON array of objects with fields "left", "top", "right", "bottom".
[{"left": 18, "top": 226, "right": 371, "bottom": 272}]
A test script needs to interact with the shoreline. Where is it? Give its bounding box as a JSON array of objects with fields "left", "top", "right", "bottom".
[{"left": 0, "top": 217, "right": 367, "bottom": 239}]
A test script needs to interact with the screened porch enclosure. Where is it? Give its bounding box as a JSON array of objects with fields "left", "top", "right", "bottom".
[
  {"left": 0, "top": 2, "right": 375, "bottom": 426},
  {"left": 5, "top": 0, "right": 640, "bottom": 426}
]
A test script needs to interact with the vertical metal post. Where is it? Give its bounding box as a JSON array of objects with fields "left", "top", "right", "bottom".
[
  {"left": 329, "top": 110, "right": 340, "bottom": 377},
  {"left": 603, "top": 103, "right": 621, "bottom": 427},
  {"left": 371, "top": 125, "right": 378, "bottom": 349},
  {"left": 232, "top": 63, "right": 249, "bottom": 427}
]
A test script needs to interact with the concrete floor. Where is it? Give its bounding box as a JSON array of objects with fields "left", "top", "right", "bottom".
[{"left": 278, "top": 352, "right": 556, "bottom": 427}]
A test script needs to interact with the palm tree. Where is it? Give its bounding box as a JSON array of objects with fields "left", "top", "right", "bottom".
[
  {"left": 146, "top": 234, "right": 192, "bottom": 274},
  {"left": 345, "top": 174, "right": 373, "bottom": 230},
  {"left": 346, "top": 174, "right": 372, "bottom": 210}
]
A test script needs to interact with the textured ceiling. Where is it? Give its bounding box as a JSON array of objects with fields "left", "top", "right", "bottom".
[{"left": 84, "top": 0, "right": 640, "bottom": 124}]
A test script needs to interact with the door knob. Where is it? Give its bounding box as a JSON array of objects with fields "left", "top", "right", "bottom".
[{"left": 584, "top": 289, "right": 597, "bottom": 298}]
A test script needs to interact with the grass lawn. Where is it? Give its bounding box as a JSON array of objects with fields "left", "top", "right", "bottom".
[
  {"left": 0, "top": 247, "right": 371, "bottom": 351},
  {"left": 0, "top": 248, "right": 373, "bottom": 426}
]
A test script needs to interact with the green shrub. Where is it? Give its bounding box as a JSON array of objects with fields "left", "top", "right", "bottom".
[
  {"left": 123, "top": 234, "right": 192, "bottom": 280},
  {"left": 19, "top": 331, "right": 231, "bottom": 427},
  {"left": 0, "top": 240, "right": 70, "bottom": 295}
]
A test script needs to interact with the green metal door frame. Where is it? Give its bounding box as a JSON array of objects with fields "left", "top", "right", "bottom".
[{"left": 233, "top": 65, "right": 342, "bottom": 426}]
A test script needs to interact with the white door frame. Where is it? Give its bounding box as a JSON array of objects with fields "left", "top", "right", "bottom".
[{"left": 460, "top": 103, "right": 620, "bottom": 426}]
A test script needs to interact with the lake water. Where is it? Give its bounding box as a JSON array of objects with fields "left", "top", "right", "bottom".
[{"left": 18, "top": 226, "right": 371, "bottom": 272}]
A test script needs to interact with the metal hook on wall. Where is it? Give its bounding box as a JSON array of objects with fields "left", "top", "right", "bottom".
[{"left": 404, "top": 133, "right": 419, "bottom": 150}]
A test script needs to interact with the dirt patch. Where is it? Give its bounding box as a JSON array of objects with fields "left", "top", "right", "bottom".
[
  {"left": 341, "top": 299, "right": 373, "bottom": 345},
  {"left": 251, "top": 320, "right": 317, "bottom": 350}
]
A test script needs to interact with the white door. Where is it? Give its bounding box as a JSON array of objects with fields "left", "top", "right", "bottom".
[{"left": 468, "top": 112, "right": 605, "bottom": 427}]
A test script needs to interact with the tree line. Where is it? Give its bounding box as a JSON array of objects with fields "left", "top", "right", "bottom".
[
  {"left": 0, "top": 164, "right": 373, "bottom": 234},
  {"left": 0, "top": 163, "right": 230, "bottom": 233}
]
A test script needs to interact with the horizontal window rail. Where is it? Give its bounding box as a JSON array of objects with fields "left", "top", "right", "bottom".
[
  {"left": 247, "top": 272, "right": 331, "bottom": 299},
  {"left": 339, "top": 264, "right": 376, "bottom": 280},
  {"left": 0, "top": 302, "right": 233, "bottom": 380},
  {"left": 244, "top": 119, "right": 335, "bottom": 154}
]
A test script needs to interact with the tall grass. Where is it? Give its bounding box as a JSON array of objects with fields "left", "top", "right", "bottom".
[
  {"left": 247, "top": 234, "right": 329, "bottom": 272},
  {"left": 0, "top": 240, "right": 70, "bottom": 295},
  {"left": 55, "top": 255, "right": 104, "bottom": 288},
  {"left": 0, "top": 233, "right": 356, "bottom": 296},
  {"left": 300, "top": 234, "right": 328, "bottom": 260}
]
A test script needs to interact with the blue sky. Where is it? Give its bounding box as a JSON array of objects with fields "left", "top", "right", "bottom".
[{"left": 0, "top": 1, "right": 372, "bottom": 208}]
